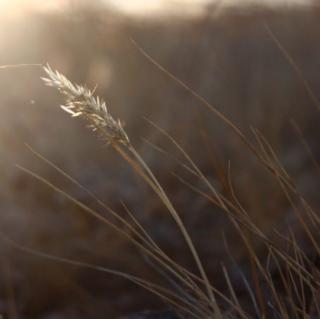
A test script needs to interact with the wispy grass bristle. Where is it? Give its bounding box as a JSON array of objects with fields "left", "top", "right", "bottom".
[{"left": 42, "top": 64, "right": 130, "bottom": 146}]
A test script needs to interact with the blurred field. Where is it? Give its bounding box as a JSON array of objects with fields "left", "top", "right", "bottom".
[{"left": 0, "top": 2, "right": 320, "bottom": 318}]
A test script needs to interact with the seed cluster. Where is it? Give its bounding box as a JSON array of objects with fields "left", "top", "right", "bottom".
[{"left": 42, "top": 65, "right": 130, "bottom": 146}]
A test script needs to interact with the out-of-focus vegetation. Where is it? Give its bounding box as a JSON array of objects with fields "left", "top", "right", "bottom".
[{"left": 1, "top": 2, "right": 320, "bottom": 318}]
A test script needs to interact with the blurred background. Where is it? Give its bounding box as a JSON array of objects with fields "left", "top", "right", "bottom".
[{"left": 0, "top": 0, "right": 320, "bottom": 317}]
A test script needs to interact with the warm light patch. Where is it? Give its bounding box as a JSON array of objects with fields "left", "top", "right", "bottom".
[
  {"left": 0, "top": 0, "right": 314, "bottom": 17},
  {"left": 0, "top": 0, "right": 66, "bottom": 15},
  {"left": 106, "top": 0, "right": 314, "bottom": 15},
  {"left": 107, "top": 0, "right": 215, "bottom": 14}
]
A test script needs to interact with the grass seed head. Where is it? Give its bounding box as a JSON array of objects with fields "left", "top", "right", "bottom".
[{"left": 42, "top": 64, "right": 130, "bottom": 146}]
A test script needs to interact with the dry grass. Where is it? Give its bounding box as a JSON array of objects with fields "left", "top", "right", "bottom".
[
  {"left": 10, "top": 57, "right": 320, "bottom": 318},
  {"left": 1, "top": 4, "right": 320, "bottom": 318},
  {"left": 40, "top": 65, "right": 222, "bottom": 318}
]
